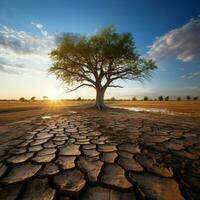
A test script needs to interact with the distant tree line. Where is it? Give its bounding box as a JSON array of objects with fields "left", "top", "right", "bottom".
[
  {"left": 19, "top": 96, "right": 46, "bottom": 102},
  {"left": 107, "top": 95, "right": 199, "bottom": 101},
  {"left": 17, "top": 95, "right": 199, "bottom": 102},
  {"left": 142, "top": 95, "right": 199, "bottom": 101}
]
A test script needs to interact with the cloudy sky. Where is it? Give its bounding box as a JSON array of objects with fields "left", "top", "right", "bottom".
[{"left": 0, "top": 0, "right": 200, "bottom": 99}]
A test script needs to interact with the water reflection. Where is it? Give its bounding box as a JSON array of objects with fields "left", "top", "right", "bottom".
[
  {"left": 115, "top": 107, "right": 190, "bottom": 116},
  {"left": 41, "top": 116, "right": 51, "bottom": 119}
]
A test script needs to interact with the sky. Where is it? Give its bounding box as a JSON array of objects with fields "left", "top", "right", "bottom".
[{"left": 0, "top": 0, "right": 200, "bottom": 99}]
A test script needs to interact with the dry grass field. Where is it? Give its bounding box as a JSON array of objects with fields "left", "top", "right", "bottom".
[
  {"left": 108, "top": 100, "right": 200, "bottom": 116},
  {"left": 0, "top": 100, "right": 200, "bottom": 125},
  {"left": 0, "top": 100, "right": 91, "bottom": 125}
]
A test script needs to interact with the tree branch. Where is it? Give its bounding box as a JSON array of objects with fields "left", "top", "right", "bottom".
[
  {"left": 65, "top": 83, "right": 95, "bottom": 93},
  {"left": 52, "top": 66, "right": 96, "bottom": 84},
  {"left": 108, "top": 85, "right": 123, "bottom": 88}
]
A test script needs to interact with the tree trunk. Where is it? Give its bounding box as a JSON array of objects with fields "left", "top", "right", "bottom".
[{"left": 95, "top": 86, "right": 106, "bottom": 110}]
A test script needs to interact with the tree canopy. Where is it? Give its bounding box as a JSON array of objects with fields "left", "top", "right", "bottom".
[{"left": 50, "top": 26, "right": 157, "bottom": 109}]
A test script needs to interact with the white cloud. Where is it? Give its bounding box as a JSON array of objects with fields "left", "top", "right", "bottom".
[
  {"left": 0, "top": 23, "right": 60, "bottom": 74},
  {"left": 148, "top": 17, "right": 200, "bottom": 62},
  {"left": 31, "top": 22, "right": 43, "bottom": 29},
  {"left": 31, "top": 22, "right": 48, "bottom": 37},
  {"left": 181, "top": 71, "right": 200, "bottom": 79}
]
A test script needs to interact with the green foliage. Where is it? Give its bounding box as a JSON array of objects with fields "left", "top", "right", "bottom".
[
  {"left": 144, "top": 96, "right": 148, "bottom": 101},
  {"left": 30, "top": 96, "right": 36, "bottom": 101},
  {"left": 158, "top": 96, "right": 163, "bottom": 101},
  {"left": 165, "top": 96, "right": 169, "bottom": 101},
  {"left": 132, "top": 97, "right": 136, "bottom": 101},
  {"left": 43, "top": 96, "right": 48, "bottom": 100},
  {"left": 50, "top": 26, "right": 156, "bottom": 89},
  {"left": 186, "top": 96, "right": 191, "bottom": 100},
  {"left": 19, "top": 97, "right": 27, "bottom": 102},
  {"left": 110, "top": 97, "right": 116, "bottom": 101},
  {"left": 193, "top": 96, "right": 199, "bottom": 101}
]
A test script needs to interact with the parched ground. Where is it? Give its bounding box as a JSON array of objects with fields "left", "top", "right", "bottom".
[{"left": 0, "top": 107, "right": 200, "bottom": 200}]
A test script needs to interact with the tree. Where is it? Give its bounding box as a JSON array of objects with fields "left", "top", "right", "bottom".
[
  {"left": 158, "top": 96, "right": 163, "bottom": 101},
  {"left": 193, "top": 96, "right": 199, "bottom": 101},
  {"left": 110, "top": 97, "right": 116, "bottom": 101},
  {"left": 19, "top": 97, "right": 26, "bottom": 102},
  {"left": 50, "top": 26, "right": 156, "bottom": 110},
  {"left": 132, "top": 97, "right": 136, "bottom": 101},
  {"left": 177, "top": 97, "right": 181, "bottom": 101},
  {"left": 30, "top": 96, "right": 36, "bottom": 101},
  {"left": 43, "top": 96, "right": 48, "bottom": 101},
  {"left": 165, "top": 96, "right": 169, "bottom": 101},
  {"left": 144, "top": 96, "right": 148, "bottom": 101},
  {"left": 77, "top": 97, "right": 81, "bottom": 101},
  {"left": 186, "top": 95, "right": 191, "bottom": 100}
]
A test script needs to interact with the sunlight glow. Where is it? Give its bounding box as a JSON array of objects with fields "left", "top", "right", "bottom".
[{"left": 46, "top": 89, "right": 61, "bottom": 100}]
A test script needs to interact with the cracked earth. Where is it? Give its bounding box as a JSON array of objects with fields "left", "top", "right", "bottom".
[{"left": 0, "top": 109, "right": 199, "bottom": 200}]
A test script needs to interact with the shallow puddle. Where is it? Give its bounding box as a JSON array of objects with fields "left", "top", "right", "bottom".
[
  {"left": 115, "top": 106, "right": 190, "bottom": 116},
  {"left": 41, "top": 116, "right": 52, "bottom": 119},
  {"left": 41, "top": 112, "right": 76, "bottom": 119},
  {"left": 67, "top": 111, "right": 77, "bottom": 114}
]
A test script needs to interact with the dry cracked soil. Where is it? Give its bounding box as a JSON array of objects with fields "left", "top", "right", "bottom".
[{"left": 0, "top": 108, "right": 199, "bottom": 200}]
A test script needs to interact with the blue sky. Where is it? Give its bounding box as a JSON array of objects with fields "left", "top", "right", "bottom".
[{"left": 0, "top": 0, "right": 200, "bottom": 99}]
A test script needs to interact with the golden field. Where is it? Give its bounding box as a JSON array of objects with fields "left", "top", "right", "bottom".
[
  {"left": 0, "top": 100, "right": 90, "bottom": 125},
  {"left": 0, "top": 100, "right": 199, "bottom": 125},
  {"left": 108, "top": 100, "right": 200, "bottom": 115}
]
